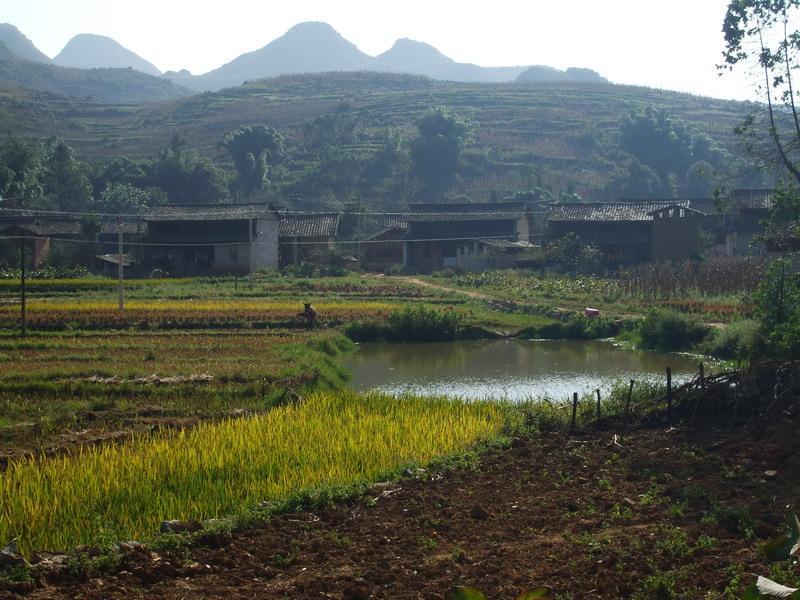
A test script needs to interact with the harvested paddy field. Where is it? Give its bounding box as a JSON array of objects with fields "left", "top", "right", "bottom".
[
  {"left": 0, "top": 328, "right": 354, "bottom": 458},
  {"left": 14, "top": 418, "right": 799, "bottom": 599}
]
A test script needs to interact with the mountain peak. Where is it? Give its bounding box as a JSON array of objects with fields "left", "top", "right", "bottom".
[
  {"left": 284, "top": 21, "right": 341, "bottom": 36},
  {"left": 54, "top": 33, "right": 160, "bottom": 76},
  {"left": 373, "top": 38, "right": 453, "bottom": 74},
  {"left": 0, "top": 23, "right": 51, "bottom": 63}
]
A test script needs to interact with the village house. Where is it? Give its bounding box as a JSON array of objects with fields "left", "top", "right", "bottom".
[
  {"left": 0, "top": 216, "right": 140, "bottom": 269},
  {"left": 359, "top": 217, "right": 407, "bottom": 272},
  {"left": 278, "top": 212, "right": 341, "bottom": 268},
  {"left": 544, "top": 189, "right": 775, "bottom": 265},
  {"left": 545, "top": 201, "right": 707, "bottom": 265},
  {"left": 724, "top": 188, "right": 773, "bottom": 255},
  {"left": 142, "top": 203, "right": 280, "bottom": 275},
  {"left": 402, "top": 202, "right": 531, "bottom": 272}
]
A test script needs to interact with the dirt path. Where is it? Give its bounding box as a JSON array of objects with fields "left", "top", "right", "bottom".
[
  {"left": 403, "top": 277, "right": 497, "bottom": 301},
  {"left": 22, "top": 421, "right": 797, "bottom": 599}
]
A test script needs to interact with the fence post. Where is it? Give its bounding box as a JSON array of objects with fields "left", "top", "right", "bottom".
[
  {"left": 699, "top": 362, "right": 705, "bottom": 390},
  {"left": 571, "top": 392, "right": 578, "bottom": 431},
  {"left": 19, "top": 236, "right": 26, "bottom": 338},
  {"left": 666, "top": 367, "right": 673, "bottom": 424},
  {"left": 626, "top": 379, "right": 634, "bottom": 418},
  {"left": 117, "top": 215, "right": 124, "bottom": 312},
  {"left": 595, "top": 389, "right": 601, "bottom": 428}
]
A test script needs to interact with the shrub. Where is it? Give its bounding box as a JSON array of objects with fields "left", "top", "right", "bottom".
[
  {"left": 344, "top": 305, "right": 464, "bottom": 343},
  {"left": 637, "top": 308, "right": 709, "bottom": 351},
  {"left": 702, "top": 319, "right": 762, "bottom": 359},
  {"left": 519, "top": 313, "right": 621, "bottom": 340}
]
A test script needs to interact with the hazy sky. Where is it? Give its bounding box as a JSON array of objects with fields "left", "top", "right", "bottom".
[{"left": 5, "top": 0, "right": 757, "bottom": 100}]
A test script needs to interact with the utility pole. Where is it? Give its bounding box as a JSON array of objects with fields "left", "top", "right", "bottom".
[
  {"left": 118, "top": 215, "right": 124, "bottom": 311},
  {"left": 248, "top": 218, "right": 254, "bottom": 290},
  {"left": 19, "top": 235, "right": 26, "bottom": 338}
]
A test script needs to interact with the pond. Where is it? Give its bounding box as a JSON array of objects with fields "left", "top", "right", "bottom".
[{"left": 344, "top": 339, "right": 708, "bottom": 401}]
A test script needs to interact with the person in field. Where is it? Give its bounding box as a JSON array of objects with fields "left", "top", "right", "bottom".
[{"left": 303, "top": 302, "right": 317, "bottom": 328}]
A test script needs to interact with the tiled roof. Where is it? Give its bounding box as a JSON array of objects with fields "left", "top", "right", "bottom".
[
  {"left": 0, "top": 218, "right": 140, "bottom": 236},
  {"left": 476, "top": 238, "right": 536, "bottom": 249},
  {"left": 547, "top": 200, "right": 713, "bottom": 223},
  {"left": 405, "top": 202, "right": 528, "bottom": 222},
  {"left": 381, "top": 217, "right": 408, "bottom": 230},
  {"left": 279, "top": 213, "right": 340, "bottom": 238},
  {"left": 145, "top": 203, "right": 277, "bottom": 222},
  {"left": 363, "top": 225, "right": 407, "bottom": 241},
  {"left": 729, "top": 189, "right": 774, "bottom": 210}
]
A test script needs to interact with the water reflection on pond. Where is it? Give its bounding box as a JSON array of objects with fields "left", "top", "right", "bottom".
[{"left": 345, "top": 339, "right": 706, "bottom": 401}]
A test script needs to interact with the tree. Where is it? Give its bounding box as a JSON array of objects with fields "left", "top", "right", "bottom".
[
  {"left": 683, "top": 160, "right": 716, "bottom": 197},
  {"left": 98, "top": 182, "right": 166, "bottom": 214},
  {"left": 147, "top": 145, "right": 229, "bottom": 204},
  {"left": 409, "top": 107, "right": 470, "bottom": 198},
  {"left": 722, "top": 0, "right": 800, "bottom": 184},
  {"left": 222, "top": 125, "right": 284, "bottom": 198},
  {"left": 0, "top": 137, "right": 44, "bottom": 209},
  {"left": 605, "top": 158, "right": 671, "bottom": 199},
  {"left": 618, "top": 107, "right": 724, "bottom": 193},
  {"left": 90, "top": 157, "right": 149, "bottom": 198},
  {"left": 41, "top": 140, "right": 93, "bottom": 212}
]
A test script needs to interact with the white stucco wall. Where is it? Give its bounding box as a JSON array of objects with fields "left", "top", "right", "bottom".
[{"left": 253, "top": 216, "right": 279, "bottom": 271}]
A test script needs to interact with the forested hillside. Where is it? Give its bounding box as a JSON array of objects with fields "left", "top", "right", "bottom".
[{"left": 0, "top": 72, "right": 763, "bottom": 212}]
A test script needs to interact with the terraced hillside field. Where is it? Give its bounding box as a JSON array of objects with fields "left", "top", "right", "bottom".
[{"left": 0, "top": 73, "right": 754, "bottom": 200}]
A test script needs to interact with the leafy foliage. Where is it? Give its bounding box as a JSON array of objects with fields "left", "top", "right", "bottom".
[
  {"left": 410, "top": 106, "right": 470, "bottom": 197},
  {"left": 753, "top": 258, "right": 800, "bottom": 357},
  {"left": 345, "top": 305, "right": 464, "bottom": 343},
  {"left": 637, "top": 308, "right": 708, "bottom": 351},
  {"left": 222, "top": 125, "right": 284, "bottom": 197}
]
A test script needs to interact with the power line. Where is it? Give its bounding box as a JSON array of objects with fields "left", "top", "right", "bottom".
[
  {"left": 0, "top": 233, "right": 533, "bottom": 248},
  {"left": 0, "top": 205, "right": 530, "bottom": 219}
]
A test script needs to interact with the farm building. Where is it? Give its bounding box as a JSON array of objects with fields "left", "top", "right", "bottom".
[
  {"left": 402, "top": 202, "right": 531, "bottom": 272},
  {"left": 545, "top": 201, "right": 707, "bottom": 265},
  {"left": 0, "top": 217, "right": 141, "bottom": 269},
  {"left": 453, "top": 238, "right": 537, "bottom": 272},
  {"left": 545, "top": 190, "right": 775, "bottom": 265},
  {"left": 359, "top": 219, "right": 407, "bottom": 272},
  {"left": 278, "top": 213, "right": 341, "bottom": 268},
  {"left": 142, "top": 203, "right": 280, "bottom": 275},
  {"left": 724, "top": 188, "right": 773, "bottom": 256}
]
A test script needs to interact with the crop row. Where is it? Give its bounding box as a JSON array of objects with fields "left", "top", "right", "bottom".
[
  {"left": 0, "top": 391, "right": 503, "bottom": 554},
  {"left": 0, "top": 300, "right": 397, "bottom": 330}
]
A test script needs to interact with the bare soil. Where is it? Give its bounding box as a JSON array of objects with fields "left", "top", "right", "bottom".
[{"left": 15, "top": 419, "right": 799, "bottom": 599}]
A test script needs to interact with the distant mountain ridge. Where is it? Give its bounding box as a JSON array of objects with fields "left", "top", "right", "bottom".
[
  {"left": 156, "top": 21, "right": 610, "bottom": 91},
  {"left": 0, "top": 20, "right": 609, "bottom": 95},
  {"left": 0, "top": 23, "right": 51, "bottom": 64},
  {"left": 0, "top": 40, "right": 189, "bottom": 103},
  {"left": 54, "top": 33, "right": 161, "bottom": 76}
]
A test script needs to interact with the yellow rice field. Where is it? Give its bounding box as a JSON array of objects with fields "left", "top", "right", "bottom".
[{"left": 0, "top": 391, "right": 503, "bottom": 555}]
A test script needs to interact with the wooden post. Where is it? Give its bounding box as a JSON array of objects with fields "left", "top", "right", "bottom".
[
  {"left": 117, "top": 216, "right": 124, "bottom": 312},
  {"left": 626, "top": 379, "right": 635, "bottom": 418},
  {"left": 666, "top": 367, "right": 673, "bottom": 424},
  {"left": 571, "top": 392, "right": 578, "bottom": 431},
  {"left": 596, "top": 389, "right": 601, "bottom": 427},
  {"left": 699, "top": 362, "right": 705, "bottom": 390},
  {"left": 19, "top": 236, "right": 26, "bottom": 338},
  {"left": 248, "top": 218, "right": 254, "bottom": 290}
]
